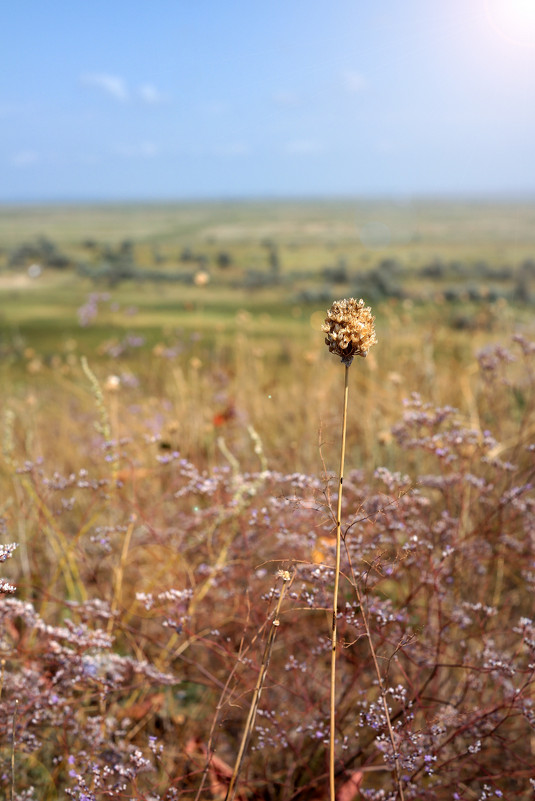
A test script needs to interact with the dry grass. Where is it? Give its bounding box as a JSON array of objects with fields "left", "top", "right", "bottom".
[{"left": 1, "top": 201, "right": 535, "bottom": 799}]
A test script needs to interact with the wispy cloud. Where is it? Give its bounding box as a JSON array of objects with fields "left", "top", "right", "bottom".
[
  {"left": 342, "top": 70, "right": 367, "bottom": 93},
  {"left": 213, "top": 142, "right": 251, "bottom": 157},
  {"left": 138, "top": 83, "right": 168, "bottom": 104},
  {"left": 81, "top": 73, "right": 128, "bottom": 101},
  {"left": 284, "top": 139, "right": 323, "bottom": 156},
  {"left": 272, "top": 90, "right": 300, "bottom": 107},
  {"left": 199, "top": 101, "right": 230, "bottom": 117},
  {"left": 81, "top": 75, "right": 169, "bottom": 105},
  {"left": 115, "top": 141, "right": 159, "bottom": 158},
  {"left": 11, "top": 150, "right": 39, "bottom": 167}
]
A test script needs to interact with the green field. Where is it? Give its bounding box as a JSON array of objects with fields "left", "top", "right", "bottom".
[{"left": 1, "top": 198, "right": 534, "bottom": 474}]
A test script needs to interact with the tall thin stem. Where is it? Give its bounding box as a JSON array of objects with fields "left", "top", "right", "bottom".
[
  {"left": 353, "top": 579, "right": 405, "bottom": 801},
  {"left": 330, "top": 363, "right": 350, "bottom": 801},
  {"left": 226, "top": 572, "right": 291, "bottom": 801},
  {"left": 11, "top": 699, "right": 17, "bottom": 801}
]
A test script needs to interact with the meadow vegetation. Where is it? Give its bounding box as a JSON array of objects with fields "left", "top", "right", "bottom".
[{"left": 1, "top": 199, "right": 535, "bottom": 799}]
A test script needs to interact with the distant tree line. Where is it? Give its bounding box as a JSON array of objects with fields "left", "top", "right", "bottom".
[
  {"left": 8, "top": 236, "right": 71, "bottom": 270},
  {"left": 4, "top": 233, "right": 534, "bottom": 304}
]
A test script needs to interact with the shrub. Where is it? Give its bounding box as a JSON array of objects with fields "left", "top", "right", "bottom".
[{"left": 8, "top": 236, "right": 72, "bottom": 270}]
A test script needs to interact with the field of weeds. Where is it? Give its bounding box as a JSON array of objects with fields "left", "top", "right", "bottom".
[{"left": 1, "top": 200, "right": 535, "bottom": 800}]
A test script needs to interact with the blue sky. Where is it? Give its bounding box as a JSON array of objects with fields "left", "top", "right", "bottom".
[{"left": 2, "top": 0, "right": 535, "bottom": 201}]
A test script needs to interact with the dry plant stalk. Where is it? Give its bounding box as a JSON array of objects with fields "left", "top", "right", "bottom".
[
  {"left": 322, "top": 298, "right": 377, "bottom": 801},
  {"left": 80, "top": 356, "right": 118, "bottom": 484},
  {"left": 352, "top": 574, "right": 406, "bottom": 801},
  {"left": 225, "top": 570, "right": 293, "bottom": 801},
  {"left": 107, "top": 516, "right": 136, "bottom": 635},
  {"left": 11, "top": 699, "right": 17, "bottom": 801}
]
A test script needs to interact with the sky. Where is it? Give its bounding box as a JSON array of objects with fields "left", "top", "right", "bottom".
[{"left": 2, "top": 0, "right": 535, "bottom": 202}]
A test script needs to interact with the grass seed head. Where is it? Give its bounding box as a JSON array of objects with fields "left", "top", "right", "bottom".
[{"left": 322, "top": 297, "right": 377, "bottom": 365}]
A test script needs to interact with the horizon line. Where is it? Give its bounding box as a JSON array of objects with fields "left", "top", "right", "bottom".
[{"left": 2, "top": 191, "right": 535, "bottom": 208}]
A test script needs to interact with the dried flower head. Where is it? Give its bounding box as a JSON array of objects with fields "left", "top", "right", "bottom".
[
  {"left": 104, "top": 374, "right": 121, "bottom": 392},
  {"left": 322, "top": 297, "right": 377, "bottom": 365}
]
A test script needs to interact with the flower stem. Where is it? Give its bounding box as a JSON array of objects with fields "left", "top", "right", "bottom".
[
  {"left": 226, "top": 572, "right": 291, "bottom": 801},
  {"left": 353, "top": 579, "right": 406, "bottom": 800},
  {"left": 330, "top": 363, "right": 350, "bottom": 801}
]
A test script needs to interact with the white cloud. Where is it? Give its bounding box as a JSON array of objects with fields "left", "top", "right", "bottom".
[
  {"left": 272, "top": 90, "right": 300, "bottom": 107},
  {"left": 213, "top": 142, "right": 251, "bottom": 157},
  {"left": 199, "top": 101, "right": 230, "bottom": 116},
  {"left": 115, "top": 142, "right": 159, "bottom": 158},
  {"left": 11, "top": 150, "right": 39, "bottom": 166},
  {"left": 284, "top": 139, "right": 323, "bottom": 155},
  {"left": 81, "top": 73, "right": 128, "bottom": 101},
  {"left": 138, "top": 83, "right": 168, "bottom": 104},
  {"left": 342, "top": 70, "right": 367, "bottom": 93}
]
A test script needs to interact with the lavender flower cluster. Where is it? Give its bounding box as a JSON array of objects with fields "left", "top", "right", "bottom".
[{"left": 1, "top": 334, "right": 534, "bottom": 799}]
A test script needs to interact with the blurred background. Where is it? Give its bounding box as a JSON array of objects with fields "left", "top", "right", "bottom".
[{"left": 1, "top": 0, "right": 535, "bottom": 478}]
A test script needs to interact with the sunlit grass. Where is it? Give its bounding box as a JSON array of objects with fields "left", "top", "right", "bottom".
[{"left": 1, "top": 200, "right": 535, "bottom": 799}]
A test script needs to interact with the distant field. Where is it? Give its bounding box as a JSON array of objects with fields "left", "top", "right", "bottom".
[
  {"left": 1, "top": 197, "right": 535, "bottom": 244},
  {"left": 1, "top": 198, "right": 534, "bottom": 477},
  {"left": 1, "top": 196, "right": 535, "bottom": 327},
  {"left": 1, "top": 198, "right": 535, "bottom": 257}
]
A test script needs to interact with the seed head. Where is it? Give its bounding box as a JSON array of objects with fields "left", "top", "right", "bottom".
[{"left": 322, "top": 298, "right": 377, "bottom": 365}]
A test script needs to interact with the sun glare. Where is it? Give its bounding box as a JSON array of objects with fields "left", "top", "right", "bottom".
[{"left": 485, "top": 0, "right": 535, "bottom": 46}]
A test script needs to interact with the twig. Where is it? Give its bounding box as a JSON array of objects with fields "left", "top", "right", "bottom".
[
  {"left": 11, "top": 699, "right": 18, "bottom": 801},
  {"left": 225, "top": 570, "right": 293, "bottom": 801},
  {"left": 346, "top": 547, "right": 406, "bottom": 801}
]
